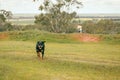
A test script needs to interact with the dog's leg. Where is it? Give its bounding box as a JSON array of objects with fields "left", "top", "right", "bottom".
[
  {"left": 42, "top": 50, "right": 44, "bottom": 60},
  {"left": 37, "top": 52, "right": 41, "bottom": 60},
  {"left": 42, "top": 53, "right": 44, "bottom": 60}
]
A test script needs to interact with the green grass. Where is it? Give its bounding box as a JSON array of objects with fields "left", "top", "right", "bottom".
[
  {"left": 1, "top": 30, "right": 120, "bottom": 43},
  {"left": 0, "top": 41, "right": 120, "bottom": 80},
  {"left": 0, "top": 31, "right": 120, "bottom": 80},
  {"left": 6, "top": 30, "right": 78, "bottom": 43}
]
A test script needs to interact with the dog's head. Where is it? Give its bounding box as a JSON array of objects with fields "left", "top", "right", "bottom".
[{"left": 37, "top": 41, "right": 46, "bottom": 49}]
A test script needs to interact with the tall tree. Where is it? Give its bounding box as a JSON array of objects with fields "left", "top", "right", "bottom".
[
  {"left": 0, "top": 14, "right": 6, "bottom": 22},
  {"left": 0, "top": 10, "right": 12, "bottom": 19},
  {"left": 34, "top": 0, "right": 82, "bottom": 33},
  {"left": 0, "top": 10, "right": 13, "bottom": 31}
]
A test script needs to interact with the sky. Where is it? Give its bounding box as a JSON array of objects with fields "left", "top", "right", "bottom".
[{"left": 0, "top": 0, "right": 120, "bottom": 14}]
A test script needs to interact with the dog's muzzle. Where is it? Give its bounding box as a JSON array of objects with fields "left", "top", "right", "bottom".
[{"left": 38, "top": 46, "right": 42, "bottom": 49}]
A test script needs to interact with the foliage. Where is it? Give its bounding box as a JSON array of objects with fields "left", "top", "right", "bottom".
[
  {"left": 7, "top": 30, "right": 77, "bottom": 43},
  {"left": 35, "top": 0, "right": 82, "bottom": 33},
  {"left": 0, "top": 22, "right": 14, "bottom": 32},
  {"left": 82, "top": 19, "right": 120, "bottom": 34},
  {"left": 0, "top": 10, "right": 12, "bottom": 19},
  {"left": 4, "top": 23, "right": 13, "bottom": 31},
  {"left": 0, "top": 14, "right": 6, "bottom": 22},
  {"left": 98, "top": 34, "right": 120, "bottom": 44},
  {"left": 0, "top": 10, "right": 13, "bottom": 31}
]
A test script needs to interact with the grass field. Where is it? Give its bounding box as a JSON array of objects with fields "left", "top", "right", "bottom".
[{"left": 0, "top": 31, "right": 120, "bottom": 80}]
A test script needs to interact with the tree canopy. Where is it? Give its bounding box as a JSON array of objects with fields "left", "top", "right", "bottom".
[
  {"left": 0, "top": 10, "right": 13, "bottom": 31},
  {"left": 34, "top": 0, "right": 82, "bottom": 33},
  {"left": 0, "top": 10, "right": 12, "bottom": 19}
]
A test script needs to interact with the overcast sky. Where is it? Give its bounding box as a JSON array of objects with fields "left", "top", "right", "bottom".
[{"left": 0, "top": 0, "right": 120, "bottom": 14}]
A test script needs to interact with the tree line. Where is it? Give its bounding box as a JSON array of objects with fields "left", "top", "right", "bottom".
[
  {"left": 81, "top": 19, "right": 120, "bottom": 34},
  {"left": 0, "top": 10, "right": 120, "bottom": 34},
  {"left": 1, "top": 12, "right": 120, "bottom": 34},
  {"left": 0, "top": 0, "right": 120, "bottom": 34}
]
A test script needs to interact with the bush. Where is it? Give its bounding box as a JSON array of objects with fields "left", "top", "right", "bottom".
[{"left": 82, "top": 19, "right": 120, "bottom": 34}]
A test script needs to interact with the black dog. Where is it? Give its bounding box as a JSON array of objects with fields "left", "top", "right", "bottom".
[{"left": 36, "top": 41, "right": 45, "bottom": 59}]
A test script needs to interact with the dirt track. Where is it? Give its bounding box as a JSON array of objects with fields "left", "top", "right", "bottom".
[
  {"left": 0, "top": 33, "right": 8, "bottom": 39},
  {"left": 71, "top": 33, "right": 100, "bottom": 42}
]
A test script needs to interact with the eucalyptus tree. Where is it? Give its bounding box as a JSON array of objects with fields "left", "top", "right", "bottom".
[
  {"left": 0, "top": 10, "right": 13, "bottom": 31},
  {"left": 0, "top": 9, "right": 12, "bottom": 22},
  {"left": 34, "top": 0, "right": 82, "bottom": 33},
  {"left": 0, "top": 14, "right": 6, "bottom": 22}
]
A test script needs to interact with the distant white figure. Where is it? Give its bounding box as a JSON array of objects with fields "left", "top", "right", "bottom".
[{"left": 77, "top": 25, "right": 82, "bottom": 33}]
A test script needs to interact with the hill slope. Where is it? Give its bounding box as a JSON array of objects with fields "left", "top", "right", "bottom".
[{"left": 0, "top": 30, "right": 120, "bottom": 43}]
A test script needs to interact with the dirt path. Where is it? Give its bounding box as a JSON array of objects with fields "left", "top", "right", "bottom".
[
  {"left": 71, "top": 33, "right": 100, "bottom": 42},
  {"left": 0, "top": 33, "right": 9, "bottom": 40}
]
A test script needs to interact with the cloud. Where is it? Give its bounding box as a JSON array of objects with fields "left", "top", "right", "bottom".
[
  {"left": 0, "top": 0, "right": 41, "bottom": 13},
  {"left": 80, "top": 0, "right": 120, "bottom": 13},
  {"left": 0, "top": 0, "right": 120, "bottom": 13}
]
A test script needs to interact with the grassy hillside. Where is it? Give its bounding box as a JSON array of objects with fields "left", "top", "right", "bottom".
[
  {"left": 0, "top": 30, "right": 79, "bottom": 43},
  {"left": 0, "top": 30, "right": 120, "bottom": 43},
  {"left": 0, "top": 31, "right": 120, "bottom": 80}
]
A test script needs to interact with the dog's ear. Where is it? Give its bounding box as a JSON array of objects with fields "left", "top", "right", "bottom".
[{"left": 37, "top": 41, "right": 39, "bottom": 44}]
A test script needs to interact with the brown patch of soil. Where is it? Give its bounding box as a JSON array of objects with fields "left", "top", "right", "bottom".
[
  {"left": 0, "top": 33, "right": 9, "bottom": 40},
  {"left": 71, "top": 33, "right": 100, "bottom": 42}
]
